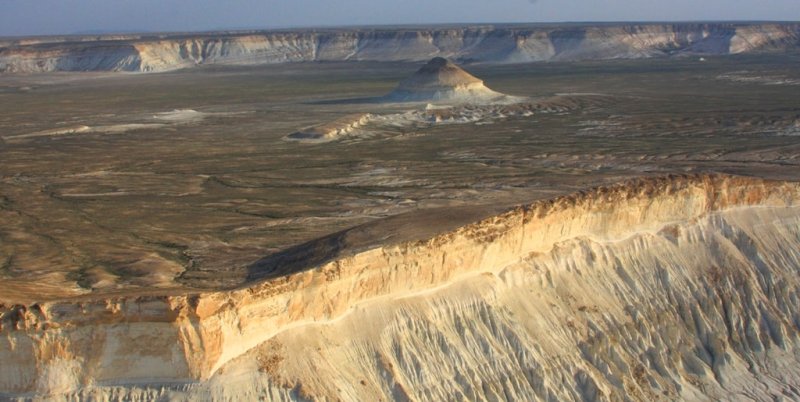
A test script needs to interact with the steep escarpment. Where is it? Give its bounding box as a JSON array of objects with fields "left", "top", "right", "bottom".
[
  {"left": 1, "top": 174, "right": 800, "bottom": 401},
  {"left": 1, "top": 23, "right": 799, "bottom": 73}
]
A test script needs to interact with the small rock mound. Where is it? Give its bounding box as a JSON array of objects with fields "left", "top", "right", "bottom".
[{"left": 287, "top": 114, "right": 372, "bottom": 141}]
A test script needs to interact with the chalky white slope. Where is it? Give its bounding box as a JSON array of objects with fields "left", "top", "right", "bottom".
[
  {"left": 1, "top": 23, "right": 799, "bottom": 73},
  {"left": 2, "top": 174, "right": 800, "bottom": 401},
  {"left": 384, "top": 57, "right": 508, "bottom": 103}
]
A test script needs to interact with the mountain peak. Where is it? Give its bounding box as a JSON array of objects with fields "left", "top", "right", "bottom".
[
  {"left": 385, "top": 57, "right": 506, "bottom": 103},
  {"left": 417, "top": 57, "right": 458, "bottom": 73},
  {"left": 404, "top": 57, "right": 483, "bottom": 89}
]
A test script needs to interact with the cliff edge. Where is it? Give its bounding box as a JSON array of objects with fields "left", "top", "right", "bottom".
[
  {"left": 2, "top": 174, "right": 800, "bottom": 400},
  {"left": 1, "top": 23, "right": 799, "bottom": 73}
]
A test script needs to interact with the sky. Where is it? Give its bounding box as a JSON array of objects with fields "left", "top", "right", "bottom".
[{"left": 1, "top": 0, "right": 798, "bottom": 37}]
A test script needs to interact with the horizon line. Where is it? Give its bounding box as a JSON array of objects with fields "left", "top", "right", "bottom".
[{"left": 1, "top": 19, "right": 798, "bottom": 41}]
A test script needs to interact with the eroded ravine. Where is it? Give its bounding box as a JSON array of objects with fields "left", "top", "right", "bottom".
[{"left": 2, "top": 174, "right": 800, "bottom": 401}]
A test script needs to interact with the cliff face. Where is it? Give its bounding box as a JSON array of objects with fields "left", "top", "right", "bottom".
[
  {"left": 1, "top": 23, "right": 798, "bottom": 73},
  {"left": 2, "top": 174, "right": 800, "bottom": 400}
]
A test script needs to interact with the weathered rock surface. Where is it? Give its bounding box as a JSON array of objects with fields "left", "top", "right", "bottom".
[
  {"left": 1, "top": 23, "right": 799, "bottom": 73},
  {"left": 2, "top": 174, "right": 800, "bottom": 400},
  {"left": 385, "top": 57, "right": 507, "bottom": 102},
  {"left": 287, "top": 114, "right": 373, "bottom": 141}
]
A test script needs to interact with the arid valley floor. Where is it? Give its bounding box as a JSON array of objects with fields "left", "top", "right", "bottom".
[
  {"left": 2, "top": 36, "right": 800, "bottom": 400},
  {"left": 2, "top": 54, "right": 799, "bottom": 298}
]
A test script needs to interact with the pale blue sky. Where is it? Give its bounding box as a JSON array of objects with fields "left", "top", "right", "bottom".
[{"left": 1, "top": 0, "right": 798, "bottom": 37}]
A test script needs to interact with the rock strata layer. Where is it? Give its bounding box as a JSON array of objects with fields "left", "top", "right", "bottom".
[{"left": 1, "top": 23, "right": 799, "bottom": 73}]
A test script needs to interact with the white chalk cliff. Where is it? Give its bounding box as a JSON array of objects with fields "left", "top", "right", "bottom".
[
  {"left": 2, "top": 174, "right": 800, "bottom": 401},
  {"left": 1, "top": 23, "right": 799, "bottom": 73}
]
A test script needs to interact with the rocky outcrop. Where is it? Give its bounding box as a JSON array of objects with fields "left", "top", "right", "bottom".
[
  {"left": 1, "top": 23, "right": 799, "bottom": 73},
  {"left": 287, "top": 114, "right": 373, "bottom": 141},
  {"left": 2, "top": 174, "right": 800, "bottom": 400},
  {"left": 385, "top": 57, "right": 507, "bottom": 102}
]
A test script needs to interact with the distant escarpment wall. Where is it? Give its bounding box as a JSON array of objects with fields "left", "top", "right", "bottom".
[
  {"left": 1, "top": 174, "right": 799, "bottom": 397},
  {"left": 1, "top": 23, "right": 799, "bottom": 73}
]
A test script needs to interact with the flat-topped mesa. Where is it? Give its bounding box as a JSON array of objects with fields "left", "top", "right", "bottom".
[
  {"left": 2, "top": 23, "right": 799, "bottom": 73},
  {"left": 385, "top": 57, "right": 508, "bottom": 103}
]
